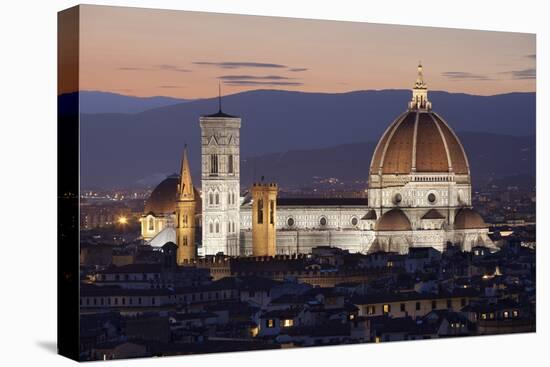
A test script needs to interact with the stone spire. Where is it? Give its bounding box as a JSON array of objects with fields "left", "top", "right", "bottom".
[
  {"left": 178, "top": 145, "right": 195, "bottom": 201},
  {"left": 408, "top": 62, "right": 432, "bottom": 111}
]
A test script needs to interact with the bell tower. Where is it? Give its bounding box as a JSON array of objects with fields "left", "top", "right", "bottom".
[
  {"left": 175, "top": 145, "right": 197, "bottom": 263},
  {"left": 200, "top": 90, "right": 241, "bottom": 256},
  {"left": 251, "top": 182, "right": 278, "bottom": 256}
]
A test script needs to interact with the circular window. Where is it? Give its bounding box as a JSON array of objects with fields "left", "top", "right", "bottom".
[
  {"left": 351, "top": 217, "right": 358, "bottom": 226},
  {"left": 394, "top": 193, "right": 402, "bottom": 204},
  {"left": 287, "top": 217, "right": 295, "bottom": 227},
  {"left": 319, "top": 217, "right": 327, "bottom": 226},
  {"left": 428, "top": 193, "right": 436, "bottom": 203}
]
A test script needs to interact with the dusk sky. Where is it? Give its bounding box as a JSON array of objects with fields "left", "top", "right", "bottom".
[{"left": 63, "top": 5, "right": 536, "bottom": 98}]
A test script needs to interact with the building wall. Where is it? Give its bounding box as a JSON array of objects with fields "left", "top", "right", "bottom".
[
  {"left": 356, "top": 296, "right": 474, "bottom": 319},
  {"left": 140, "top": 214, "right": 172, "bottom": 242},
  {"left": 241, "top": 206, "right": 367, "bottom": 231}
]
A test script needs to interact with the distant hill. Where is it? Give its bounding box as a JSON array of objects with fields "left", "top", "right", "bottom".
[
  {"left": 78, "top": 89, "right": 536, "bottom": 188},
  {"left": 239, "top": 133, "right": 535, "bottom": 189},
  {"left": 73, "top": 91, "right": 190, "bottom": 114}
]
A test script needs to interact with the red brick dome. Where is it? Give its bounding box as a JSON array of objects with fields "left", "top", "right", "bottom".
[
  {"left": 376, "top": 209, "right": 412, "bottom": 231},
  {"left": 454, "top": 208, "right": 487, "bottom": 229},
  {"left": 369, "top": 111, "right": 470, "bottom": 176}
]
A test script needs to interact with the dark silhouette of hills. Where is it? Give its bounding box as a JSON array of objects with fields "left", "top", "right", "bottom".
[
  {"left": 77, "top": 91, "right": 189, "bottom": 114},
  {"left": 77, "top": 89, "right": 535, "bottom": 189},
  {"left": 240, "top": 133, "right": 535, "bottom": 189}
]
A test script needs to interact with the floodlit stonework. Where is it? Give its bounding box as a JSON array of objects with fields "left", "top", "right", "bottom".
[
  {"left": 199, "top": 108, "right": 241, "bottom": 256},
  {"left": 141, "top": 65, "right": 493, "bottom": 256}
]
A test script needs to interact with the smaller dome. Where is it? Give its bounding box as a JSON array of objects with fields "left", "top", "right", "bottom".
[
  {"left": 144, "top": 175, "right": 179, "bottom": 215},
  {"left": 376, "top": 209, "right": 412, "bottom": 231},
  {"left": 454, "top": 208, "right": 486, "bottom": 229},
  {"left": 144, "top": 175, "right": 201, "bottom": 216}
]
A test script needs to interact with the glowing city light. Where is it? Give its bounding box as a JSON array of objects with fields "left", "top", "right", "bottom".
[{"left": 118, "top": 216, "right": 128, "bottom": 225}]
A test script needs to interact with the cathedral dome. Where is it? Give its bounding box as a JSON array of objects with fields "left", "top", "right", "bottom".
[
  {"left": 369, "top": 111, "right": 469, "bottom": 176},
  {"left": 369, "top": 64, "right": 469, "bottom": 178},
  {"left": 376, "top": 209, "right": 412, "bottom": 231},
  {"left": 454, "top": 208, "right": 487, "bottom": 229},
  {"left": 144, "top": 175, "right": 179, "bottom": 215}
]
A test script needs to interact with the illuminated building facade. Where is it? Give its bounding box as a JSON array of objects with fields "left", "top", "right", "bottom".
[{"left": 141, "top": 65, "right": 493, "bottom": 255}]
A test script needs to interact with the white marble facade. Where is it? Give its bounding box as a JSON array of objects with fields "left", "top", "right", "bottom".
[{"left": 200, "top": 113, "right": 241, "bottom": 256}]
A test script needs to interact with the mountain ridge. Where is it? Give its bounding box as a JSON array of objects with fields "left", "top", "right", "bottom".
[{"left": 77, "top": 89, "right": 536, "bottom": 188}]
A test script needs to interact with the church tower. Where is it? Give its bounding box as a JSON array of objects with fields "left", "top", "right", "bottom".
[
  {"left": 175, "top": 145, "right": 197, "bottom": 263},
  {"left": 251, "top": 182, "right": 278, "bottom": 256},
  {"left": 200, "top": 92, "right": 241, "bottom": 256}
]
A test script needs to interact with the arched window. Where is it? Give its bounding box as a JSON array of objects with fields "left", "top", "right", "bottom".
[
  {"left": 215, "top": 193, "right": 219, "bottom": 205},
  {"left": 215, "top": 221, "right": 220, "bottom": 233},
  {"left": 209, "top": 221, "right": 213, "bottom": 233},
  {"left": 270, "top": 200, "right": 275, "bottom": 224},
  {"left": 182, "top": 236, "right": 188, "bottom": 246},
  {"left": 209, "top": 192, "right": 213, "bottom": 205},
  {"left": 148, "top": 217, "right": 154, "bottom": 231}
]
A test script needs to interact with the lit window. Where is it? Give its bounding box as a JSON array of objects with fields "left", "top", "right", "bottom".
[
  {"left": 283, "top": 319, "right": 294, "bottom": 327},
  {"left": 267, "top": 319, "right": 275, "bottom": 328},
  {"left": 513, "top": 310, "right": 519, "bottom": 318},
  {"left": 503, "top": 311, "right": 509, "bottom": 319},
  {"left": 148, "top": 217, "right": 154, "bottom": 231},
  {"left": 383, "top": 304, "right": 391, "bottom": 314}
]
